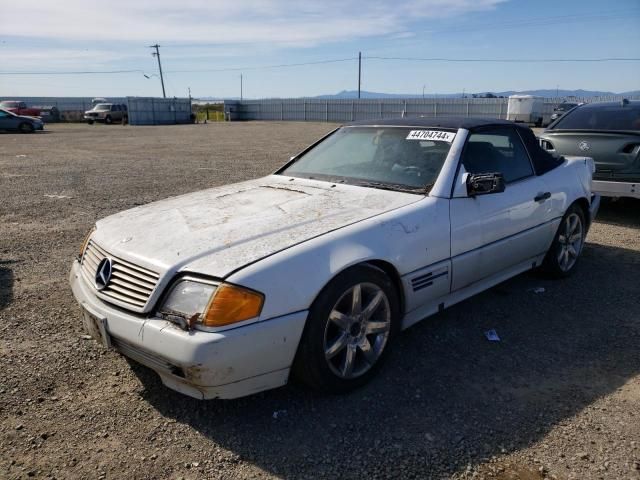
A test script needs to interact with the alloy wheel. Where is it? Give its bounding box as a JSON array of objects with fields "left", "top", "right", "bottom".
[
  {"left": 323, "top": 282, "right": 391, "bottom": 379},
  {"left": 557, "top": 212, "right": 584, "bottom": 272}
]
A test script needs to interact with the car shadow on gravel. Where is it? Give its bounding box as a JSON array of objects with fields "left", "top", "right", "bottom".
[
  {"left": 0, "top": 260, "right": 15, "bottom": 311},
  {"left": 595, "top": 197, "right": 640, "bottom": 228},
  {"left": 132, "top": 241, "right": 640, "bottom": 479}
]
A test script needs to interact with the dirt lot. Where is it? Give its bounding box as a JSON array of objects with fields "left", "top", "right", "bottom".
[{"left": 1, "top": 122, "right": 639, "bottom": 480}]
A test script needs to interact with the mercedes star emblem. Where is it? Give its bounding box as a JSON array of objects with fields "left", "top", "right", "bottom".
[
  {"left": 578, "top": 141, "right": 591, "bottom": 151},
  {"left": 95, "top": 257, "right": 113, "bottom": 291}
]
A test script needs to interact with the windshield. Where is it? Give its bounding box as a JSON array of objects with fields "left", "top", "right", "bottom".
[
  {"left": 0, "top": 101, "right": 20, "bottom": 108},
  {"left": 94, "top": 104, "right": 111, "bottom": 111},
  {"left": 553, "top": 104, "right": 640, "bottom": 131},
  {"left": 554, "top": 103, "right": 577, "bottom": 112},
  {"left": 280, "top": 126, "right": 455, "bottom": 193}
]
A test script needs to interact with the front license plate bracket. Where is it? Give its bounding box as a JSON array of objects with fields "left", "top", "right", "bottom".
[{"left": 82, "top": 305, "right": 111, "bottom": 349}]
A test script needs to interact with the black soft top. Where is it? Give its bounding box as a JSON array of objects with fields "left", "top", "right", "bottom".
[
  {"left": 346, "top": 116, "right": 562, "bottom": 176},
  {"left": 347, "top": 116, "right": 514, "bottom": 130}
]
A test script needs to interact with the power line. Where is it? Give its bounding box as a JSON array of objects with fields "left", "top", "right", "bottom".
[
  {"left": 0, "top": 69, "right": 144, "bottom": 75},
  {"left": 164, "top": 57, "right": 358, "bottom": 73},
  {"left": 364, "top": 57, "right": 640, "bottom": 63},
  {"left": 1, "top": 56, "right": 639, "bottom": 76}
]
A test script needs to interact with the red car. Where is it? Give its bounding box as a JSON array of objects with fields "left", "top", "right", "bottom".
[{"left": 0, "top": 101, "right": 41, "bottom": 117}]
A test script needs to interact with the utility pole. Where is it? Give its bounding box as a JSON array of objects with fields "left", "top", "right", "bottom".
[
  {"left": 358, "top": 52, "right": 362, "bottom": 99},
  {"left": 240, "top": 74, "right": 243, "bottom": 101},
  {"left": 149, "top": 44, "right": 166, "bottom": 98}
]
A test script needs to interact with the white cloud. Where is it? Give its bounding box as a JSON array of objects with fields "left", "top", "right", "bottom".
[{"left": 0, "top": 0, "right": 506, "bottom": 45}]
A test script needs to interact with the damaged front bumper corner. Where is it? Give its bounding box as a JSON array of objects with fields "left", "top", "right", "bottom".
[{"left": 69, "top": 260, "right": 307, "bottom": 399}]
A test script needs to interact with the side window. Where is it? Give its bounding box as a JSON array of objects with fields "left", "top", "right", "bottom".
[
  {"left": 112, "top": 105, "right": 120, "bottom": 112},
  {"left": 462, "top": 128, "right": 534, "bottom": 183}
]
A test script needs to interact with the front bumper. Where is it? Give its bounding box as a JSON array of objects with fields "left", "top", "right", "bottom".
[
  {"left": 69, "top": 260, "right": 307, "bottom": 399},
  {"left": 592, "top": 180, "right": 639, "bottom": 199}
]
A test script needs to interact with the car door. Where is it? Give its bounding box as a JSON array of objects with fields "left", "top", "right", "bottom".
[
  {"left": 0, "top": 110, "right": 17, "bottom": 130},
  {"left": 449, "top": 126, "right": 550, "bottom": 291}
]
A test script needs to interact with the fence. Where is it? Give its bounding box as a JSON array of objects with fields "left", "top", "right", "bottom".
[
  {"left": 0, "top": 96, "right": 192, "bottom": 125},
  {"left": 225, "top": 95, "right": 640, "bottom": 125},
  {"left": 126, "top": 97, "right": 192, "bottom": 125},
  {"left": 1, "top": 96, "right": 127, "bottom": 111}
]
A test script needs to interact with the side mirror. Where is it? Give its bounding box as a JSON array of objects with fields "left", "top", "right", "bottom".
[{"left": 466, "top": 173, "right": 505, "bottom": 197}]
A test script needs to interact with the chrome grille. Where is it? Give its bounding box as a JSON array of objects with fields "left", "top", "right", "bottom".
[{"left": 81, "top": 240, "right": 160, "bottom": 310}]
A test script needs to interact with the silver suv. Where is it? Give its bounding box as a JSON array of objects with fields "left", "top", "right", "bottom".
[{"left": 84, "top": 103, "right": 128, "bottom": 124}]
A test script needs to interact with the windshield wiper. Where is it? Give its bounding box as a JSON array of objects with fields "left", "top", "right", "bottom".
[{"left": 355, "top": 181, "right": 428, "bottom": 194}]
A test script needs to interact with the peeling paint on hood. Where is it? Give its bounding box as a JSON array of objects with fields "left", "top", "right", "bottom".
[{"left": 93, "top": 175, "right": 422, "bottom": 278}]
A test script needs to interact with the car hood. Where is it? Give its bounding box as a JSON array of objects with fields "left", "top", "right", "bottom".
[{"left": 92, "top": 175, "right": 422, "bottom": 278}]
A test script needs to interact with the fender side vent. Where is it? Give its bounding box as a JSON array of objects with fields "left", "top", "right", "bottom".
[{"left": 411, "top": 269, "right": 448, "bottom": 292}]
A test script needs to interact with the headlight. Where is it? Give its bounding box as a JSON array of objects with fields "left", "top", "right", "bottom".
[
  {"left": 159, "top": 279, "right": 264, "bottom": 329},
  {"left": 79, "top": 226, "right": 96, "bottom": 257},
  {"left": 160, "top": 279, "right": 217, "bottom": 319}
]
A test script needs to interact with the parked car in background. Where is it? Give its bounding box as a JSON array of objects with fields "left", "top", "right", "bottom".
[
  {"left": 0, "top": 108, "right": 44, "bottom": 133},
  {"left": 91, "top": 97, "right": 108, "bottom": 107},
  {"left": 549, "top": 102, "right": 580, "bottom": 123},
  {"left": 539, "top": 99, "right": 640, "bottom": 199},
  {"left": 71, "top": 117, "right": 599, "bottom": 400},
  {"left": 33, "top": 105, "right": 61, "bottom": 123},
  {"left": 84, "top": 103, "right": 128, "bottom": 124},
  {"left": 507, "top": 95, "right": 544, "bottom": 127},
  {"left": 0, "top": 100, "right": 41, "bottom": 117}
]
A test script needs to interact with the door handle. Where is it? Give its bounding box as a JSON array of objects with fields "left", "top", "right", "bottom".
[{"left": 534, "top": 192, "right": 551, "bottom": 202}]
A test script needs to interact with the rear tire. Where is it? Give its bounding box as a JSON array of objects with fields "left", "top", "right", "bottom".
[
  {"left": 292, "top": 264, "right": 400, "bottom": 394},
  {"left": 104, "top": 115, "right": 113, "bottom": 124},
  {"left": 541, "top": 204, "right": 586, "bottom": 278}
]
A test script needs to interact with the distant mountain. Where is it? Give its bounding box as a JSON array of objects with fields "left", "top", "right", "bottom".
[
  {"left": 196, "top": 88, "right": 639, "bottom": 102},
  {"left": 313, "top": 89, "right": 640, "bottom": 99}
]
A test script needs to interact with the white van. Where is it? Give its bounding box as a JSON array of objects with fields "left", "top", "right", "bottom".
[
  {"left": 507, "top": 95, "right": 544, "bottom": 127},
  {"left": 91, "top": 97, "right": 108, "bottom": 107}
]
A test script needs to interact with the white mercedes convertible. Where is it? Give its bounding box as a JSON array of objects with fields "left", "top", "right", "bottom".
[{"left": 70, "top": 118, "right": 600, "bottom": 399}]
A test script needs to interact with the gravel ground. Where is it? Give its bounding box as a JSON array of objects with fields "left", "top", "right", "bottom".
[{"left": 1, "top": 122, "right": 639, "bottom": 480}]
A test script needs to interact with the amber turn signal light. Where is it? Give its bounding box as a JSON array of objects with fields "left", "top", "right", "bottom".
[{"left": 202, "top": 283, "right": 264, "bottom": 327}]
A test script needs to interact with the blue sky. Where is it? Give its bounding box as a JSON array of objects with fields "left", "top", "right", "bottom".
[{"left": 0, "top": 0, "right": 639, "bottom": 98}]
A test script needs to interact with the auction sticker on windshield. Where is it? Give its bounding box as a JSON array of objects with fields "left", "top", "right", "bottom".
[{"left": 406, "top": 130, "right": 456, "bottom": 142}]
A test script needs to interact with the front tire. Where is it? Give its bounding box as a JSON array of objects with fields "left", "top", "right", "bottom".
[
  {"left": 541, "top": 204, "right": 586, "bottom": 277},
  {"left": 292, "top": 264, "right": 400, "bottom": 393},
  {"left": 18, "top": 122, "right": 35, "bottom": 133}
]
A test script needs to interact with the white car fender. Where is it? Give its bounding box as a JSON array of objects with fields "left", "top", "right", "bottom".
[
  {"left": 227, "top": 197, "right": 451, "bottom": 321},
  {"left": 564, "top": 155, "right": 595, "bottom": 198}
]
